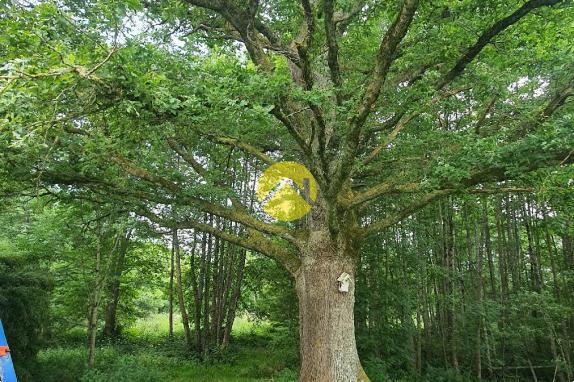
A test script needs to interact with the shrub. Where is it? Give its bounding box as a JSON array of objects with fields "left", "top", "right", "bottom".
[
  {"left": 274, "top": 367, "right": 299, "bottom": 382},
  {"left": 422, "top": 367, "right": 466, "bottom": 382},
  {"left": 0, "top": 254, "right": 52, "bottom": 380}
]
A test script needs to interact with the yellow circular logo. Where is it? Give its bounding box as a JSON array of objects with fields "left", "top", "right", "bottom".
[{"left": 256, "top": 162, "right": 317, "bottom": 221}]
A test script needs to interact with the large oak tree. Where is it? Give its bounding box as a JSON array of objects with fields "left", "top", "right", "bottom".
[{"left": 1, "top": 0, "right": 573, "bottom": 380}]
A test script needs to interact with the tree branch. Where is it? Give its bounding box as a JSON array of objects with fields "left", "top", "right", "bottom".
[
  {"left": 110, "top": 155, "right": 296, "bottom": 243},
  {"left": 509, "top": 75, "right": 573, "bottom": 139},
  {"left": 351, "top": 78, "right": 573, "bottom": 209},
  {"left": 166, "top": 138, "right": 209, "bottom": 178},
  {"left": 324, "top": 0, "right": 342, "bottom": 99},
  {"left": 167, "top": 137, "right": 289, "bottom": 266},
  {"left": 271, "top": 105, "right": 312, "bottom": 157},
  {"left": 435, "top": 0, "right": 564, "bottom": 91},
  {"left": 362, "top": 112, "right": 417, "bottom": 166},
  {"left": 206, "top": 134, "right": 276, "bottom": 165},
  {"left": 361, "top": 185, "right": 540, "bottom": 236},
  {"left": 184, "top": 0, "right": 325, "bottom": 177},
  {"left": 334, "top": 0, "right": 368, "bottom": 34},
  {"left": 330, "top": 0, "right": 419, "bottom": 198},
  {"left": 361, "top": 86, "right": 469, "bottom": 167},
  {"left": 362, "top": 189, "right": 452, "bottom": 236},
  {"left": 137, "top": 208, "right": 301, "bottom": 273},
  {"left": 344, "top": 180, "right": 421, "bottom": 208},
  {"left": 475, "top": 95, "right": 497, "bottom": 135}
]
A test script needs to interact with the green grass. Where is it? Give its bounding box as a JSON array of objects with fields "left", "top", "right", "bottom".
[
  {"left": 29, "top": 315, "right": 480, "bottom": 382},
  {"left": 128, "top": 313, "right": 181, "bottom": 336},
  {"left": 32, "top": 314, "right": 299, "bottom": 382},
  {"left": 127, "top": 313, "right": 259, "bottom": 337}
]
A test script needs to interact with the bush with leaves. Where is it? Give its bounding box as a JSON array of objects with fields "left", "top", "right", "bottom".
[{"left": 0, "top": 253, "right": 52, "bottom": 380}]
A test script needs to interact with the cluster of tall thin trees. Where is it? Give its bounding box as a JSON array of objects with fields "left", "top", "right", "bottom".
[
  {"left": 164, "top": 157, "right": 258, "bottom": 357},
  {"left": 356, "top": 193, "right": 573, "bottom": 381},
  {"left": 167, "top": 225, "right": 247, "bottom": 356}
]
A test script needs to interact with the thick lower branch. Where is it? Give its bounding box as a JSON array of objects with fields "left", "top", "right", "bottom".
[
  {"left": 138, "top": 208, "right": 301, "bottom": 274},
  {"left": 111, "top": 155, "right": 296, "bottom": 243}
]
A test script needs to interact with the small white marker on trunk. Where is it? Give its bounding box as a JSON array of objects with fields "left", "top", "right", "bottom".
[{"left": 337, "top": 272, "right": 352, "bottom": 293}]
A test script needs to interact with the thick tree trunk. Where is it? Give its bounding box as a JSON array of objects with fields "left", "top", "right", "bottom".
[{"left": 295, "top": 229, "right": 369, "bottom": 382}]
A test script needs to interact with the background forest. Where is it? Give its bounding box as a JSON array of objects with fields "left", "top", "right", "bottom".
[{"left": 1, "top": 0, "right": 574, "bottom": 381}]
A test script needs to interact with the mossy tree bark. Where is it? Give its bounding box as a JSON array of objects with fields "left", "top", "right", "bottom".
[
  {"left": 296, "top": 234, "right": 369, "bottom": 382},
  {"left": 291, "top": 202, "right": 370, "bottom": 382}
]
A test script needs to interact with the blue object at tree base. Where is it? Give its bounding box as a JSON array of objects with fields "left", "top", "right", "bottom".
[{"left": 0, "top": 320, "right": 18, "bottom": 382}]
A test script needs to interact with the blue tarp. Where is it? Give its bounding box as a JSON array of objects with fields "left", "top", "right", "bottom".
[{"left": 0, "top": 320, "right": 18, "bottom": 382}]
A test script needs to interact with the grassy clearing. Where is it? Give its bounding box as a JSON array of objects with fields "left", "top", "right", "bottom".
[{"left": 33, "top": 315, "right": 298, "bottom": 382}]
